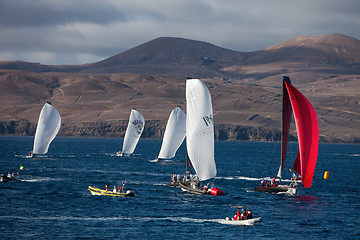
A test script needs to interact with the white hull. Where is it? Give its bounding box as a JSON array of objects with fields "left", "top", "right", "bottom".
[{"left": 221, "top": 217, "right": 262, "bottom": 226}]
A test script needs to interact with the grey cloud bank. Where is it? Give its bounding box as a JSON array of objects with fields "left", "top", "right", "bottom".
[{"left": 0, "top": 0, "right": 359, "bottom": 65}]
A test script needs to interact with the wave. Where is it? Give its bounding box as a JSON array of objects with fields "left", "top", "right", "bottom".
[
  {"left": 20, "top": 177, "right": 66, "bottom": 182},
  {"left": 216, "top": 175, "right": 295, "bottom": 183},
  {"left": 0, "top": 215, "right": 259, "bottom": 226},
  {"left": 216, "top": 176, "right": 270, "bottom": 181}
]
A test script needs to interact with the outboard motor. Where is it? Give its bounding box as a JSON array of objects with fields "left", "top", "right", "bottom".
[{"left": 126, "top": 189, "right": 135, "bottom": 196}]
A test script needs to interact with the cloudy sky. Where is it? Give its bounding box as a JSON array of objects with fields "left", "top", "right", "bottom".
[{"left": 0, "top": 0, "right": 359, "bottom": 65}]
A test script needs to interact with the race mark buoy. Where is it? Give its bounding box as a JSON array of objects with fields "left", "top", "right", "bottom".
[{"left": 324, "top": 171, "right": 329, "bottom": 180}]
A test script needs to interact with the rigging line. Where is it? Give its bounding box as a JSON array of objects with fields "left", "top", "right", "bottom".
[{"left": 261, "top": 141, "right": 279, "bottom": 177}]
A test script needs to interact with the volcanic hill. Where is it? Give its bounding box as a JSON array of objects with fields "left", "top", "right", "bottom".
[{"left": 0, "top": 33, "right": 359, "bottom": 143}]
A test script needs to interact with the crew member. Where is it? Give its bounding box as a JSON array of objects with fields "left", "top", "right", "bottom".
[
  {"left": 261, "top": 178, "right": 265, "bottom": 187},
  {"left": 272, "top": 177, "right": 276, "bottom": 186},
  {"left": 233, "top": 208, "right": 241, "bottom": 221},
  {"left": 247, "top": 209, "right": 253, "bottom": 219},
  {"left": 119, "top": 182, "right": 125, "bottom": 192},
  {"left": 242, "top": 208, "right": 247, "bottom": 220}
]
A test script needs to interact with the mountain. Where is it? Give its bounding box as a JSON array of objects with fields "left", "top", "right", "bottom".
[
  {"left": 78, "top": 37, "right": 251, "bottom": 78},
  {"left": 244, "top": 33, "right": 360, "bottom": 66},
  {"left": 0, "top": 33, "right": 359, "bottom": 143},
  {"left": 1, "top": 33, "right": 359, "bottom": 77}
]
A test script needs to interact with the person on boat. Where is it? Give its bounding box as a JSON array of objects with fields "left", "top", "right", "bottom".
[
  {"left": 105, "top": 184, "right": 109, "bottom": 191},
  {"left": 119, "top": 182, "right": 125, "bottom": 192},
  {"left": 196, "top": 180, "right": 201, "bottom": 189},
  {"left": 291, "top": 173, "right": 299, "bottom": 181},
  {"left": 290, "top": 175, "right": 298, "bottom": 187},
  {"left": 203, "top": 182, "right": 210, "bottom": 192},
  {"left": 113, "top": 186, "right": 117, "bottom": 193},
  {"left": 233, "top": 208, "right": 241, "bottom": 221},
  {"left": 29, "top": 151, "right": 36, "bottom": 158},
  {"left": 261, "top": 178, "right": 265, "bottom": 187},
  {"left": 241, "top": 208, "right": 247, "bottom": 220},
  {"left": 247, "top": 209, "right": 253, "bottom": 219},
  {"left": 271, "top": 177, "right": 277, "bottom": 186},
  {"left": 176, "top": 174, "right": 180, "bottom": 182}
]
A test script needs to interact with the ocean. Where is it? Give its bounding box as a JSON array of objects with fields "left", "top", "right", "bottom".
[{"left": 0, "top": 136, "right": 359, "bottom": 239}]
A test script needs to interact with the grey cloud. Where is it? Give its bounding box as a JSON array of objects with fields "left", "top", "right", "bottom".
[
  {"left": 0, "top": 0, "right": 359, "bottom": 65},
  {"left": 0, "top": 0, "right": 127, "bottom": 27}
]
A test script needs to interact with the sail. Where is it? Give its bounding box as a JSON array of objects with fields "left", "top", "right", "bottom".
[
  {"left": 285, "top": 80, "right": 319, "bottom": 188},
  {"left": 186, "top": 79, "right": 216, "bottom": 181},
  {"left": 277, "top": 77, "right": 293, "bottom": 179},
  {"left": 33, "top": 102, "right": 61, "bottom": 155},
  {"left": 158, "top": 107, "right": 186, "bottom": 159},
  {"left": 122, "top": 109, "right": 145, "bottom": 155}
]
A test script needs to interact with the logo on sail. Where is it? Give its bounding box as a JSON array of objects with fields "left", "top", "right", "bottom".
[
  {"left": 203, "top": 114, "right": 213, "bottom": 126},
  {"left": 132, "top": 120, "right": 144, "bottom": 135}
]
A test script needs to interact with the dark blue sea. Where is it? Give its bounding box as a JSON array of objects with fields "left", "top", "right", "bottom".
[{"left": 1, "top": 136, "right": 359, "bottom": 239}]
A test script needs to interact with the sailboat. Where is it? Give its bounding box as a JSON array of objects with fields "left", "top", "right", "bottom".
[
  {"left": 255, "top": 76, "right": 319, "bottom": 195},
  {"left": 30, "top": 102, "right": 61, "bottom": 158},
  {"left": 156, "top": 106, "right": 186, "bottom": 162},
  {"left": 116, "top": 108, "right": 145, "bottom": 156},
  {"left": 178, "top": 79, "right": 223, "bottom": 196}
]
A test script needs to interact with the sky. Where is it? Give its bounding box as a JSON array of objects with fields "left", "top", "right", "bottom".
[{"left": 0, "top": 0, "right": 359, "bottom": 65}]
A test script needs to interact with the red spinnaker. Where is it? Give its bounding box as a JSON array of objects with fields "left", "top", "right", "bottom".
[{"left": 285, "top": 81, "right": 319, "bottom": 188}]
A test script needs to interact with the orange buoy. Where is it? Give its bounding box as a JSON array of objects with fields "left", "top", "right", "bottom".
[{"left": 324, "top": 171, "right": 329, "bottom": 179}]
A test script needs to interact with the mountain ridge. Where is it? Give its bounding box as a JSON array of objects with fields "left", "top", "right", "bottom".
[{"left": 0, "top": 33, "right": 359, "bottom": 143}]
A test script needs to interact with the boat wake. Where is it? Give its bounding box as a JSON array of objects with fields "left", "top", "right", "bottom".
[
  {"left": 217, "top": 175, "right": 295, "bottom": 183},
  {"left": 217, "top": 176, "right": 270, "bottom": 181},
  {"left": 20, "top": 177, "right": 66, "bottom": 182},
  {"left": 0, "top": 215, "right": 259, "bottom": 226}
]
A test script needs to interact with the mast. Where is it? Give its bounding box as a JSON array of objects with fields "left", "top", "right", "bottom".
[
  {"left": 277, "top": 76, "right": 293, "bottom": 181},
  {"left": 184, "top": 151, "right": 191, "bottom": 181}
]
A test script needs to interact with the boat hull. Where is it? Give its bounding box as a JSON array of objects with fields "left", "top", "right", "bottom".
[
  {"left": 254, "top": 185, "right": 297, "bottom": 195},
  {"left": 88, "top": 186, "right": 136, "bottom": 197},
  {"left": 167, "top": 181, "right": 181, "bottom": 187},
  {"left": 221, "top": 217, "right": 262, "bottom": 226},
  {"left": 179, "top": 182, "right": 209, "bottom": 195},
  {"left": 0, "top": 175, "right": 16, "bottom": 182}
]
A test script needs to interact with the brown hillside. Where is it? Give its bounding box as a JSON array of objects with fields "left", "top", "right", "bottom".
[{"left": 0, "top": 33, "right": 359, "bottom": 143}]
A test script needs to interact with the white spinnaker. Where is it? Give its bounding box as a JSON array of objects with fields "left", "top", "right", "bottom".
[
  {"left": 186, "top": 79, "right": 216, "bottom": 181},
  {"left": 122, "top": 109, "right": 145, "bottom": 155},
  {"left": 33, "top": 102, "right": 61, "bottom": 154},
  {"left": 158, "top": 107, "right": 186, "bottom": 159}
]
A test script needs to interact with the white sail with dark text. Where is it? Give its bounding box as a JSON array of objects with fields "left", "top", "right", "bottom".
[
  {"left": 119, "top": 109, "right": 145, "bottom": 156},
  {"left": 32, "top": 102, "right": 61, "bottom": 155},
  {"left": 186, "top": 79, "right": 216, "bottom": 181}
]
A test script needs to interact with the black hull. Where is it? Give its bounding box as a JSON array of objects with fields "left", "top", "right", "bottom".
[
  {"left": 0, "top": 176, "right": 16, "bottom": 182},
  {"left": 254, "top": 185, "right": 297, "bottom": 195}
]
